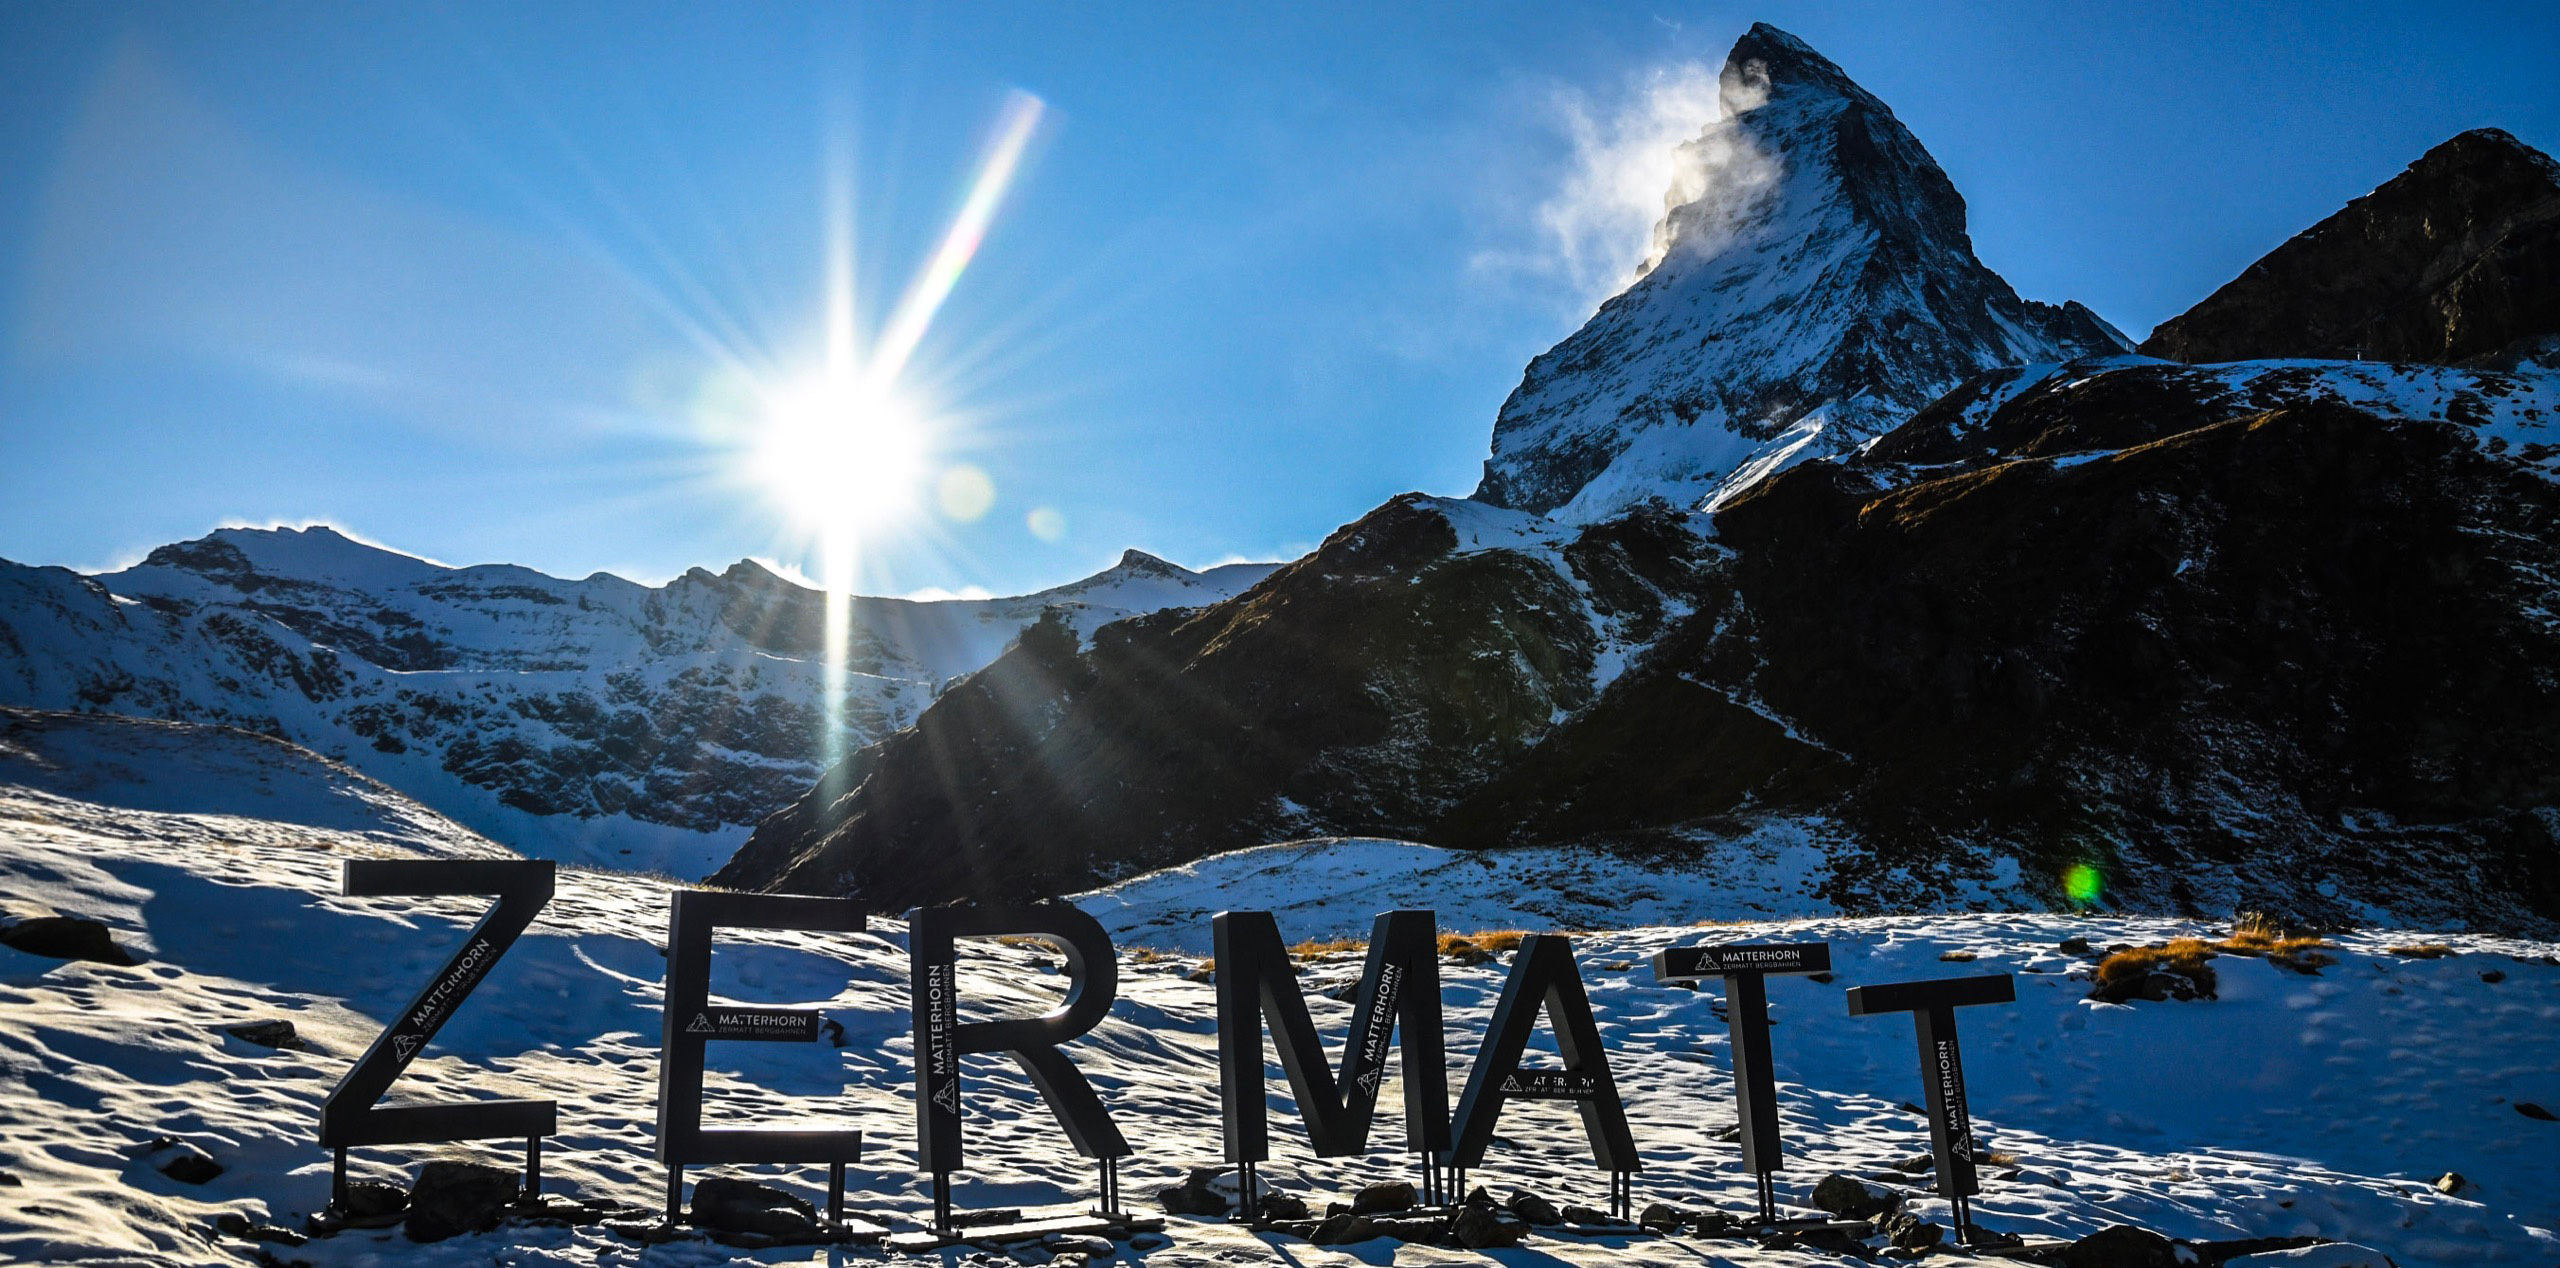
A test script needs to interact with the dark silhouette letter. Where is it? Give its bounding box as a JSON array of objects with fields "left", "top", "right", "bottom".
[
  {"left": 1215, "top": 910, "right": 1451, "bottom": 1208},
  {"left": 909, "top": 904, "right": 1129, "bottom": 1230},
  {"left": 1447, "top": 934, "right": 1639, "bottom": 1217},
  {"left": 1845, "top": 974, "right": 2015, "bottom": 1243},
  {"left": 1651, "top": 941, "right": 1831, "bottom": 1222},
  {"left": 655, "top": 890, "right": 867, "bottom": 1224},
  {"left": 320, "top": 859, "right": 555, "bottom": 1211}
]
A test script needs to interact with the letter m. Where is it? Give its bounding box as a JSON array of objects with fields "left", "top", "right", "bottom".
[{"left": 1213, "top": 910, "right": 1449, "bottom": 1162}]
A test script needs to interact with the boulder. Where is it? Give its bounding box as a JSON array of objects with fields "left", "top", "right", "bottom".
[
  {"left": 2058, "top": 1224, "right": 2182, "bottom": 1268},
  {"left": 1309, "top": 1214, "right": 1377, "bottom": 1245},
  {"left": 136, "top": 1138, "right": 222, "bottom": 1185},
  {"left": 1156, "top": 1167, "right": 1230, "bottom": 1216},
  {"left": 403, "top": 1161, "right": 518, "bottom": 1242},
  {"left": 344, "top": 1180, "right": 410, "bottom": 1216},
  {"left": 1810, "top": 1173, "right": 1901, "bottom": 1219},
  {"left": 1, "top": 915, "right": 137, "bottom": 966},
  {"left": 1348, "top": 1179, "right": 1416, "bottom": 1215},
  {"left": 689, "top": 1176, "right": 822, "bottom": 1239},
  {"left": 1880, "top": 1210, "right": 1943, "bottom": 1251},
  {"left": 1453, "top": 1202, "right": 1522, "bottom": 1248},
  {"left": 1257, "top": 1191, "right": 1310, "bottom": 1221},
  {"left": 224, "top": 1020, "right": 301, "bottom": 1050},
  {"left": 2434, "top": 1171, "right": 2467, "bottom": 1195},
  {"left": 1559, "top": 1203, "right": 1626, "bottom": 1226},
  {"left": 1506, "top": 1190, "right": 1563, "bottom": 1225}
]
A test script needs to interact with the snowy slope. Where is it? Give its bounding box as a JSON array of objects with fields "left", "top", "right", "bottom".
[
  {"left": 3, "top": 727, "right": 2553, "bottom": 1266},
  {"left": 1871, "top": 356, "right": 2560, "bottom": 485},
  {"left": 1474, "top": 24, "right": 2125, "bottom": 524},
  {"left": 0, "top": 527, "right": 1274, "bottom": 876}
]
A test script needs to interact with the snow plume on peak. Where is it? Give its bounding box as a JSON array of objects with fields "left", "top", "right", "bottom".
[
  {"left": 1636, "top": 66, "right": 1778, "bottom": 279},
  {"left": 1529, "top": 60, "right": 1730, "bottom": 302},
  {"left": 1477, "top": 23, "right": 2127, "bottom": 525}
]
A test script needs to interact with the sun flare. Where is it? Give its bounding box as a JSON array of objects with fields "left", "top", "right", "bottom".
[{"left": 750, "top": 375, "right": 930, "bottom": 534}]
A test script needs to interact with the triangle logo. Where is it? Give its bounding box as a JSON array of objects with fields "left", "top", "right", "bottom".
[
  {"left": 932, "top": 1082, "right": 959, "bottom": 1114},
  {"left": 1356, "top": 1069, "right": 1383, "bottom": 1096},
  {"left": 687, "top": 1012, "right": 715, "bottom": 1034},
  {"left": 392, "top": 1034, "right": 419, "bottom": 1061},
  {"left": 1500, "top": 1075, "right": 1524, "bottom": 1094}
]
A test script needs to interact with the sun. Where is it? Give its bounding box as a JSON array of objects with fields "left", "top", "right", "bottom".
[{"left": 750, "top": 374, "right": 931, "bottom": 534}]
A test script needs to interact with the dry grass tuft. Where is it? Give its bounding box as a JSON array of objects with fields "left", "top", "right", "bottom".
[
  {"left": 1125, "top": 945, "right": 1176, "bottom": 965},
  {"left": 2095, "top": 937, "right": 2219, "bottom": 992},
  {"left": 1289, "top": 936, "right": 1366, "bottom": 960},
  {"left": 2385, "top": 943, "right": 2456, "bottom": 959},
  {"left": 1439, "top": 929, "right": 1530, "bottom": 955},
  {"left": 1938, "top": 950, "right": 1979, "bottom": 962},
  {"left": 2213, "top": 912, "right": 2335, "bottom": 972}
]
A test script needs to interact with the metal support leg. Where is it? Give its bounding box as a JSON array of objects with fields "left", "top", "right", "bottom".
[
  {"left": 1232, "top": 1159, "right": 1254, "bottom": 1220},
  {"left": 932, "top": 1170, "right": 953, "bottom": 1234},
  {"left": 524, "top": 1136, "right": 542, "bottom": 1198},
  {"left": 828, "top": 1162, "right": 846, "bottom": 1227},
  {"left": 1609, "top": 1170, "right": 1632, "bottom": 1221},
  {"left": 1098, "top": 1157, "right": 1122, "bottom": 1217},
  {"left": 665, "top": 1165, "right": 683, "bottom": 1226},
  {"left": 331, "top": 1147, "right": 348, "bottom": 1213},
  {"left": 1952, "top": 1194, "right": 1974, "bottom": 1244},
  {"left": 1756, "top": 1172, "right": 1776, "bottom": 1224}
]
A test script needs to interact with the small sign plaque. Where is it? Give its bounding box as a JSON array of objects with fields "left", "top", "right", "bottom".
[
  {"left": 1499, "top": 1071, "right": 1608, "bottom": 1100},
  {"left": 1650, "top": 942, "right": 1831, "bottom": 980},
  {"left": 682, "top": 1008, "right": 821, "bottom": 1042}
]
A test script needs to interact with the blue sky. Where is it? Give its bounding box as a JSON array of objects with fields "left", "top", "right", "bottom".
[{"left": 2, "top": 3, "right": 2553, "bottom": 597}]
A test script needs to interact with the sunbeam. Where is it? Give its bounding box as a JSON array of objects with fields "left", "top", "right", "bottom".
[{"left": 773, "top": 87, "right": 1048, "bottom": 773}]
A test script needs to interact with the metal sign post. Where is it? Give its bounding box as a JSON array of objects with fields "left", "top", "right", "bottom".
[
  {"left": 1844, "top": 974, "right": 2015, "bottom": 1244},
  {"left": 907, "top": 904, "right": 1131, "bottom": 1234},
  {"left": 654, "top": 891, "right": 867, "bottom": 1227},
  {"left": 1650, "top": 941, "right": 1832, "bottom": 1223},
  {"left": 1445, "top": 934, "right": 1639, "bottom": 1219},
  {"left": 1213, "top": 910, "right": 1451, "bottom": 1214},
  {"left": 319, "top": 860, "right": 557, "bottom": 1213}
]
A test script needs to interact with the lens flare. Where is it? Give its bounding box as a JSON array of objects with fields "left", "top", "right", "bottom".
[
  {"left": 936, "top": 464, "right": 996, "bottom": 521},
  {"left": 2064, "top": 864, "right": 2102, "bottom": 905},
  {"left": 1026, "top": 506, "right": 1067, "bottom": 541}
]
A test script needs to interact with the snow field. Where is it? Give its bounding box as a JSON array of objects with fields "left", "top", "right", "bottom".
[{"left": 4, "top": 766, "right": 2555, "bottom": 1264}]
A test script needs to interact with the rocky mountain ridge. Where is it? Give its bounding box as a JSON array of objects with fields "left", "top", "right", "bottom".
[
  {"left": 2141, "top": 128, "right": 2560, "bottom": 368},
  {"left": 1472, "top": 23, "right": 2126, "bottom": 524},
  {"left": 0, "top": 526, "right": 1273, "bottom": 875}
]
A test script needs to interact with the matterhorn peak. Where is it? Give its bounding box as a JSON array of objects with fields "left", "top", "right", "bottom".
[{"left": 1476, "top": 23, "right": 2126, "bottom": 524}]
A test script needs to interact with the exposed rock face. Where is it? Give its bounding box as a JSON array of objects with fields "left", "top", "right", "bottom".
[
  {"left": 710, "top": 497, "right": 1717, "bottom": 901},
  {"left": 1473, "top": 23, "right": 2125, "bottom": 523},
  {"left": 2141, "top": 129, "right": 2560, "bottom": 366},
  {"left": 0, "top": 525, "right": 1272, "bottom": 874}
]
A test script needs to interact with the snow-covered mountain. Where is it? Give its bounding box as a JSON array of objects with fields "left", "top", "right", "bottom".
[
  {"left": 1473, "top": 23, "right": 2127, "bottom": 523},
  {"left": 0, "top": 719, "right": 2547, "bottom": 1265},
  {"left": 0, "top": 526, "right": 1274, "bottom": 875}
]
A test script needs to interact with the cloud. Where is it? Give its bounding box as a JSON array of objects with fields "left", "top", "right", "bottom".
[{"left": 1476, "top": 55, "right": 1778, "bottom": 311}]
